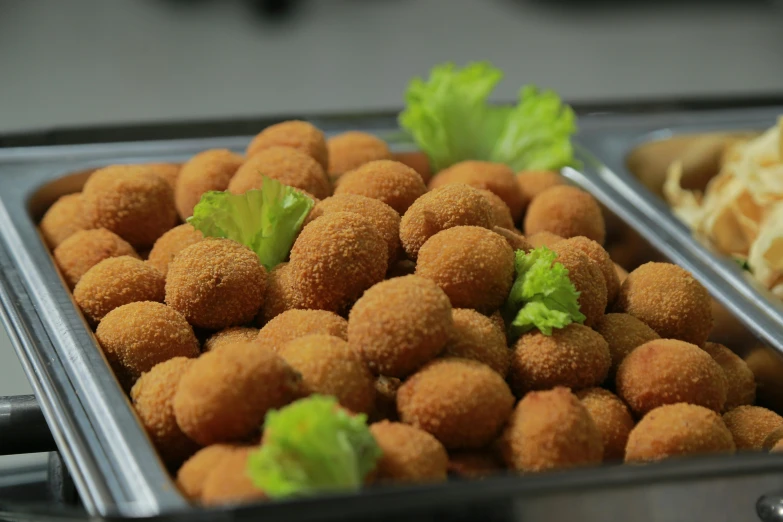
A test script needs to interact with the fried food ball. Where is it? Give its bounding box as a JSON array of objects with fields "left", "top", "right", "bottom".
[
  {"left": 429, "top": 161, "right": 525, "bottom": 222},
  {"left": 165, "top": 239, "right": 266, "bottom": 330},
  {"left": 549, "top": 242, "right": 608, "bottom": 327},
  {"left": 524, "top": 185, "right": 606, "bottom": 245},
  {"left": 288, "top": 212, "right": 387, "bottom": 313},
  {"left": 306, "top": 194, "right": 401, "bottom": 263},
  {"left": 575, "top": 388, "right": 634, "bottom": 461},
  {"left": 416, "top": 226, "right": 514, "bottom": 314},
  {"left": 500, "top": 387, "right": 603, "bottom": 472},
  {"left": 763, "top": 426, "right": 783, "bottom": 450},
  {"left": 560, "top": 236, "right": 621, "bottom": 304},
  {"left": 615, "top": 263, "right": 629, "bottom": 284},
  {"left": 146, "top": 163, "right": 181, "bottom": 192},
  {"left": 334, "top": 160, "right": 426, "bottom": 215},
  {"left": 228, "top": 146, "right": 330, "bottom": 200},
  {"left": 257, "top": 263, "right": 303, "bottom": 324},
  {"left": 702, "top": 342, "right": 756, "bottom": 411},
  {"left": 203, "top": 327, "right": 260, "bottom": 352},
  {"left": 96, "top": 302, "right": 200, "bottom": 386},
  {"left": 74, "top": 256, "right": 165, "bottom": 325},
  {"left": 447, "top": 449, "right": 504, "bottom": 479},
  {"left": 54, "top": 228, "right": 139, "bottom": 288},
  {"left": 349, "top": 275, "right": 452, "bottom": 378},
  {"left": 201, "top": 447, "right": 265, "bottom": 506},
  {"left": 509, "top": 324, "right": 611, "bottom": 396},
  {"left": 176, "top": 444, "right": 239, "bottom": 500},
  {"left": 614, "top": 262, "right": 713, "bottom": 346},
  {"left": 146, "top": 224, "right": 204, "bottom": 276},
  {"left": 392, "top": 151, "right": 432, "bottom": 185},
  {"left": 399, "top": 184, "right": 494, "bottom": 260},
  {"left": 327, "top": 131, "right": 391, "bottom": 178},
  {"left": 625, "top": 403, "right": 735, "bottom": 462},
  {"left": 616, "top": 339, "right": 727, "bottom": 416},
  {"left": 82, "top": 165, "right": 177, "bottom": 249},
  {"left": 493, "top": 226, "right": 532, "bottom": 253},
  {"left": 369, "top": 421, "right": 448, "bottom": 483},
  {"left": 246, "top": 120, "right": 327, "bottom": 170},
  {"left": 722, "top": 406, "right": 783, "bottom": 450},
  {"left": 131, "top": 357, "right": 199, "bottom": 465},
  {"left": 40, "top": 193, "right": 87, "bottom": 249},
  {"left": 489, "top": 310, "right": 506, "bottom": 339},
  {"left": 174, "top": 149, "right": 244, "bottom": 221},
  {"left": 594, "top": 313, "right": 660, "bottom": 380},
  {"left": 174, "top": 341, "right": 302, "bottom": 445},
  {"left": 528, "top": 231, "right": 564, "bottom": 248},
  {"left": 477, "top": 189, "right": 515, "bottom": 230},
  {"left": 386, "top": 259, "right": 416, "bottom": 280},
  {"left": 372, "top": 375, "right": 401, "bottom": 422},
  {"left": 279, "top": 334, "right": 375, "bottom": 414},
  {"left": 397, "top": 358, "right": 514, "bottom": 449},
  {"left": 257, "top": 309, "right": 348, "bottom": 352},
  {"left": 516, "top": 170, "right": 565, "bottom": 203},
  {"left": 442, "top": 309, "right": 510, "bottom": 377}
]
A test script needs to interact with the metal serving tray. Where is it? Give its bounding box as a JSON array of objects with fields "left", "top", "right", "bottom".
[{"left": 2, "top": 114, "right": 783, "bottom": 522}]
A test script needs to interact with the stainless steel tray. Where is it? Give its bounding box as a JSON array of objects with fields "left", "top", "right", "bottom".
[{"left": 2, "top": 114, "right": 783, "bottom": 521}]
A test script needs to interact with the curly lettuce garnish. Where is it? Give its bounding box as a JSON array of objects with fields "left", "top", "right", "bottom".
[
  {"left": 502, "top": 246, "right": 585, "bottom": 340},
  {"left": 246, "top": 395, "right": 381, "bottom": 499},
  {"left": 399, "top": 62, "right": 577, "bottom": 173},
  {"left": 187, "top": 176, "right": 313, "bottom": 271}
]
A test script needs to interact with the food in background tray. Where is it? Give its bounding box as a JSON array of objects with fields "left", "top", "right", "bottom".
[{"left": 35, "top": 62, "right": 779, "bottom": 508}]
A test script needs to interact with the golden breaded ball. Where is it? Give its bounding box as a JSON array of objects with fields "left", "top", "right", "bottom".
[
  {"left": 96, "top": 302, "right": 200, "bottom": 387},
  {"left": 257, "top": 263, "right": 304, "bottom": 325},
  {"left": 442, "top": 308, "right": 510, "bottom": 377},
  {"left": 334, "top": 160, "right": 426, "bottom": 214},
  {"left": 560, "top": 236, "right": 621, "bottom": 304},
  {"left": 54, "top": 228, "right": 139, "bottom": 288},
  {"left": 257, "top": 309, "right": 347, "bottom": 352},
  {"left": 146, "top": 224, "right": 203, "bottom": 276},
  {"left": 348, "top": 275, "right": 453, "bottom": 378},
  {"left": 369, "top": 421, "right": 448, "bottom": 483},
  {"left": 477, "top": 189, "right": 515, "bottom": 230},
  {"left": 575, "top": 388, "right": 635, "bottom": 461},
  {"left": 722, "top": 406, "right": 783, "bottom": 450},
  {"left": 400, "top": 184, "right": 494, "bottom": 260},
  {"left": 200, "top": 447, "right": 265, "bottom": 506},
  {"left": 516, "top": 170, "right": 565, "bottom": 204},
  {"left": 528, "top": 231, "right": 564, "bottom": 248},
  {"left": 594, "top": 313, "right": 660, "bottom": 380},
  {"left": 397, "top": 358, "right": 514, "bottom": 449},
  {"left": 279, "top": 334, "right": 375, "bottom": 414},
  {"left": 616, "top": 339, "right": 727, "bottom": 416},
  {"left": 524, "top": 185, "right": 605, "bottom": 245},
  {"left": 175, "top": 149, "right": 244, "bottom": 221},
  {"left": 549, "top": 242, "right": 608, "bottom": 327},
  {"left": 176, "top": 444, "right": 240, "bottom": 500},
  {"left": 289, "top": 212, "right": 387, "bottom": 313},
  {"left": 702, "top": 342, "right": 756, "bottom": 411},
  {"left": 625, "top": 403, "right": 735, "bottom": 462},
  {"left": 392, "top": 150, "right": 432, "bottom": 185},
  {"left": 74, "top": 256, "right": 165, "bottom": 325},
  {"left": 174, "top": 341, "right": 302, "bottom": 445},
  {"left": 489, "top": 310, "right": 506, "bottom": 338},
  {"left": 247, "top": 120, "right": 327, "bottom": 170},
  {"left": 165, "top": 239, "right": 266, "bottom": 330},
  {"left": 305, "top": 194, "right": 401, "bottom": 263},
  {"left": 416, "top": 226, "right": 514, "bottom": 314},
  {"left": 130, "top": 357, "right": 199, "bottom": 465},
  {"left": 146, "top": 163, "right": 181, "bottom": 192},
  {"left": 447, "top": 449, "right": 504, "bottom": 479},
  {"left": 509, "top": 324, "right": 611, "bottom": 396},
  {"left": 500, "top": 387, "right": 603, "bottom": 472},
  {"left": 40, "top": 193, "right": 87, "bottom": 249},
  {"left": 82, "top": 165, "right": 178, "bottom": 249},
  {"left": 493, "top": 226, "right": 532, "bottom": 253},
  {"left": 763, "top": 426, "right": 783, "bottom": 450},
  {"left": 429, "top": 161, "right": 525, "bottom": 222},
  {"left": 228, "top": 146, "right": 330, "bottom": 200},
  {"left": 203, "top": 327, "right": 260, "bottom": 352},
  {"left": 327, "top": 131, "right": 391, "bottom": 178},
  {"left": 614, "top": 262, "right": 713, "bottom": 346}
]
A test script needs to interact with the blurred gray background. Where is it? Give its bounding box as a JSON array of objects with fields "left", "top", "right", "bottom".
[{"left": 0, "top": 0, "right": 782, "bottom": 468}]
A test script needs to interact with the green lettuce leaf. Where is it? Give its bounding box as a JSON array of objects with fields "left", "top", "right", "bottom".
[
  {"left": 502, "top": 247, "right": 586, "bottom": 339},
  {"left": 187, "top": 176, "right": 314, "bottom": 271},
  {"left": 246, "top": 395, "right": 382, "bottom": 499},
  {"left": 399, "top": 62, "right": 577, "bottom": 173}
]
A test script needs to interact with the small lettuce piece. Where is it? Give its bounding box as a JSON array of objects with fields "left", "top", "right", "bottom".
[
  {"left": 399, "top": 62, "right": 577, "bottom": 173},
  {"left": 187, "top": 176, "right": 313, "bottom": 271},
  {"left": 502, "top": 247, "right": 586, "bottom": 339},
  {"left": 246, "top": 395, "right": 382, "bottom": 499}
]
